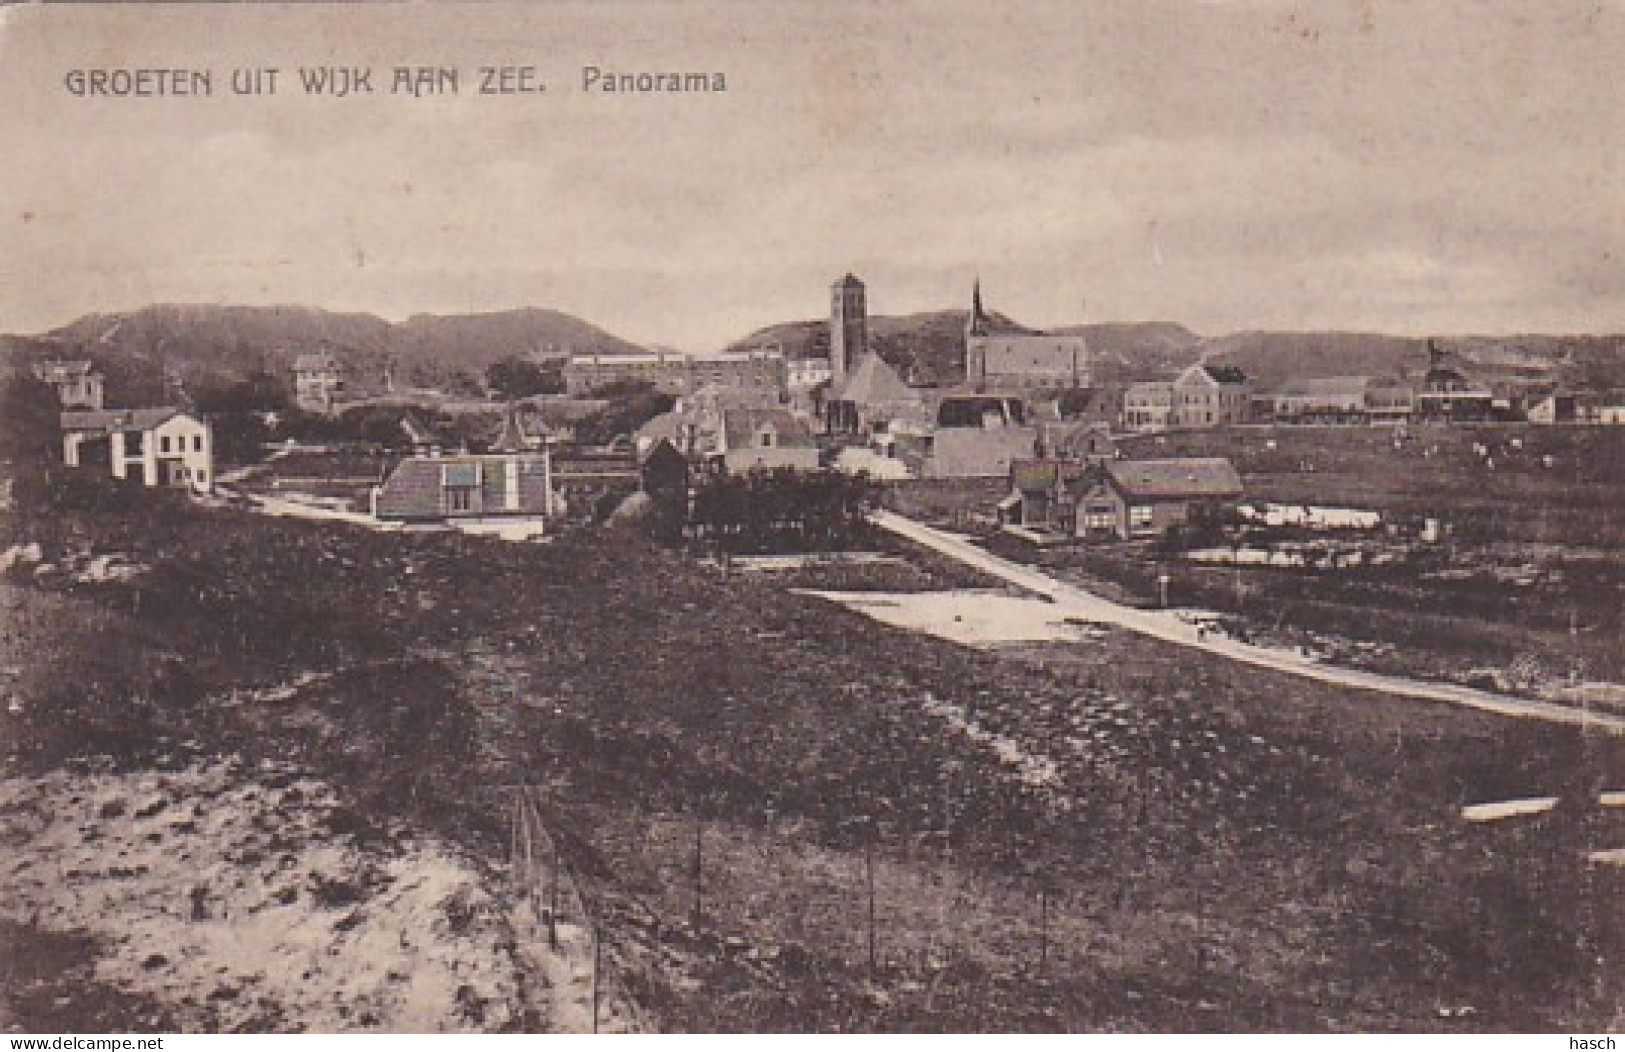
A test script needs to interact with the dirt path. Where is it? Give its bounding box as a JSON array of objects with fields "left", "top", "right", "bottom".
[{"left": 870, "top": 510, "right": 1625, "bottom": 734}]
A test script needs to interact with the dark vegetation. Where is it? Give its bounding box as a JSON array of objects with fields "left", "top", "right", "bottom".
[
  {"left": 573, "top": 380, "right": 675, "bottom": 446},
  {"left": 2, "top": 460, "right": 1622, "bottom": 1030},
  {"left": 485, "top": 355, "right": 566, "bottom": 399},
  {"left": 681, "top": 469, "right": 877, "bottom": 554}
]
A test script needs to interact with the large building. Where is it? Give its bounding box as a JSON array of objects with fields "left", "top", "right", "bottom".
[
  {"left": 61, "top": 407, "right": 213, "bottom": 493},
  {"left": 563, "top": 349, "right": 786, "bottom": 397},
  {"left": 964, "top": 282, "right": 1091, "bottom": 392},
  {"left": 1270, "top": 376, "right": 1416, "bottom": 424},
  {"left": 1170, "top": 364, "right": 1251, "bottom": 428}
]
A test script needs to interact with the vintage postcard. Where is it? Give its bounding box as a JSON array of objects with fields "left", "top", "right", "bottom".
[{"left": 1, "top": 0, "right": 1622, "bottom": 1036}]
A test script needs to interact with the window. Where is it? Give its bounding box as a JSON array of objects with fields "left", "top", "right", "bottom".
[
  {"left": 757, "top": 430, "right": 776, "bottom": 448},
  {"left": 1129, "top": 505, "right": 1154, "bottom": 528},
  {"left": 1083, "top": 504, "right": 1116, "bottom": 530},
  {"left": 446, "top": 486, "right": 476, "bottom": 513},
  {"left": 193, "top": 434, "right": 203, "bottom": 452},
  {"left": 160, "top": 436, "right": 172, "bottom": 453}
]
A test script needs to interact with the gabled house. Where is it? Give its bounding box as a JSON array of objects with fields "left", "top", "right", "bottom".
[
  {"left": 716, "top": 407, "right": 821, "bottom": 472},
  {"left": 1171, "top": 364, "right": 1251, "bottom": 428},
  {"left": 292, "top": 352, "right": 346, "bottom": 414},
  {"left": 33, "top": 359, "right": 105, "bottom": 410},
  {"left": 1007, "top": 456, "right": 1242, "bottom": 541},
  {"left": 372, "top": 451, "right": 558, "bottom": 526},
  {"left": 638, "top": 438, "right": 690, "bottom": 504},
  {"left": 824, "top": 353, "right": 922, "bottom": 434},
  {"left": 61, "top": 407, "right": 214, "bottom": 493}
]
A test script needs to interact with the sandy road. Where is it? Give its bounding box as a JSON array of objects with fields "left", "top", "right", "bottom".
[{"left": 870, "top": 510, "right": 1625, "bottom": 734}]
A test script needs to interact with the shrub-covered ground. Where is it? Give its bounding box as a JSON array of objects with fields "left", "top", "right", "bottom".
[{"left": 1, "top": 486, "right": 1622, "bottom": 1031}]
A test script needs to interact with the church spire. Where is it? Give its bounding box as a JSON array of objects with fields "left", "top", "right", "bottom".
[{"left": 968, "top": 277, "right": 989, "bottom": 337}]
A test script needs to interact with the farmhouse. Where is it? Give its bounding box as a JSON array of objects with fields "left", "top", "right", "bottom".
[
  {"left": 1007, "top": 456, "right": 1242, "bottom": 541},
  {"left": 61, "top": 407, "right": 214, "bottom": 493}
]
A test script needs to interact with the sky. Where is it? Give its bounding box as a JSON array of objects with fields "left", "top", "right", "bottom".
[{"left": 3, "top": 0, "right": 1624, "bottom": 350}]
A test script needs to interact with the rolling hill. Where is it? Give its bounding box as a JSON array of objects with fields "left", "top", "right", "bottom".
[{"left": 1, "top": 304, "right": 646, "bottom": 402}]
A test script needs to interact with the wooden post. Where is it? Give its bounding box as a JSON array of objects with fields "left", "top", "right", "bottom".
[
  {"left": 549, "top": 838, "right": 560, "bottom": 950},
  {"left": 592, "top": 921, "right": 602, "bottom": 1034},
  {"left": 691, "top": 813, "right": 703, "bottom": 930},
  {"left": 1194, "top": 881, "right": 1207, "bottom": 980},
  {"left": 520, "top": 791, "right": 536, "bottom": 918},
  {"left": 510, "top": 793, "right": 523, "bottom": 886},
  {"left": 1039, "top": 885, "right": 1049, "bottom": 972},
  {"left": 866, "top": 838, "right": 877, "bottom": 976}
]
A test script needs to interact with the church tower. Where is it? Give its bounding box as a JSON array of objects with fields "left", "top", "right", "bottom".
[
  {"left": 829, "top": 273, "right": 867, "bottom": 387},
  {"left": 965, "top": 278, "right": 990, "bottom": 387}
]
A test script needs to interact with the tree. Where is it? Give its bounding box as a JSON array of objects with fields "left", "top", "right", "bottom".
[
  {"left": 192, "top": 370, "right": 291, "bottom": 465},
  {"left": 486, "top": 356, "right": 565, "bottom": 399},
  {"left": 0, "top": 374, "right": 62, "bottom": 464},
  {"left": 574, "top": 381, "right": 675, "bottom": 446}
]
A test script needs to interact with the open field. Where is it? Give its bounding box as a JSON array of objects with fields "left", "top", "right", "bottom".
[
  {"left": 2, "top": 488, "right": 1623, "bottom": 1031},
  {"left": 1118, "top": 423, "right": 1625, "bottom": 548},
  {"left": 888, "top": 424, "right": 1625, "bottom": 705}
]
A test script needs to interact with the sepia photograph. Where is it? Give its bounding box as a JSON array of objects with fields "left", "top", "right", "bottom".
[{"left": 1, "top": 0, "right": 1623, "bottom": 1036}]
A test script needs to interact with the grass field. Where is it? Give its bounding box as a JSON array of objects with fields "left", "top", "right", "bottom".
[{"left": 2, "top": 485, "right": 1623, "bottom": 1031}]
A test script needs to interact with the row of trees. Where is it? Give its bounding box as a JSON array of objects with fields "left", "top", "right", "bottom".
[{"left": 680, "top": 468, "right": 878, "bottom": 554}]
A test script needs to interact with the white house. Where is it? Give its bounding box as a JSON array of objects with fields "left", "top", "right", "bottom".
[
  {"left": 32, "top": 359, "right": 106, "bottom": 410},
  {"left": 61, "top": 407, "right": 214, "bottom": 493}
]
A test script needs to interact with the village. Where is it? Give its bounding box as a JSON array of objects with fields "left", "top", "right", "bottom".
[
  {"left": 4, "top": 277, "right": 1625, "bottom": 1034},
  {"left": 12, "top": 271, "right": 1625, "bottom": 727}
]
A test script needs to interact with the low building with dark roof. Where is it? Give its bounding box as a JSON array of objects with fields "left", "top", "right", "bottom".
[
  {"left": 1007, "top": 456, "right": 1243, "bottom": 540},
  {"left": 372, "top": 452, "right": 559, "bottom": 527}
]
